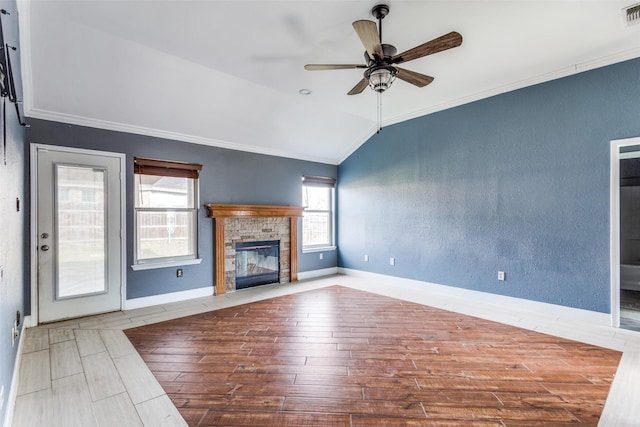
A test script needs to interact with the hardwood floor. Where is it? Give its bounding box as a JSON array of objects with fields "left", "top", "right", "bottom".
[
  {"left": 124, "top": 286, "right": 621, "bottom": 426},
  {"left": 11, "top": 276, "right": 640, "bottom": 426}
]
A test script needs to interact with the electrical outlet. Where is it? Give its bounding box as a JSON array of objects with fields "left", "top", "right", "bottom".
[
  {"left": 177, "top": 269, "right": 183, "bottom": 278},
  {"left": 319, "top": 253, "right": 324, "bottom": 260},
  {"left": 364, "top": 254, "right": 369, "bottom": 262},
  {"left": 498, "top": 271, "right": 506, "bottom": 281},
  {"left": 389, "top": 257, "right": 395, "bottom": 266}
]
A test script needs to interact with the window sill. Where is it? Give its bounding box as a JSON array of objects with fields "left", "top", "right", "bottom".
[
  {"left": 131, "top": 258, "right": 203, "bottom": 271},
  {"left": 302, "top": 246, "right": 337, "bottom": 254}
]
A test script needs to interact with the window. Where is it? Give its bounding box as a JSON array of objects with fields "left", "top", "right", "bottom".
[
  {"left": 133, "top": 157, "right": 202, "bottom": 268},
  {"left": 302, "top": 175, "right": 336, "bottom": 251}
]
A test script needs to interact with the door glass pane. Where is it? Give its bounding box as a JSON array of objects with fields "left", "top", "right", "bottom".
[{"left": 56, "top": 165, "right": 107, "bottom": 299}]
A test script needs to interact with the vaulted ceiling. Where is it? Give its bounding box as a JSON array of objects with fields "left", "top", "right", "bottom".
[{"left": 18, "top": 1, "right": 640, "bottom": 164}]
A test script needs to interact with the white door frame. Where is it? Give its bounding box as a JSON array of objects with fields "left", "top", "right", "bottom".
[
  {"left": 30, "top": 143, "right": 127, "bottom": 325},
  {"left": 610, "top": 136, "right": 640, "bottom": 328}
]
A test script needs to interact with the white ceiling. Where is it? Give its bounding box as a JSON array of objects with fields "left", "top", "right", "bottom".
[{"left": 18, "top": 1, "right": 640, "bottom": 164}]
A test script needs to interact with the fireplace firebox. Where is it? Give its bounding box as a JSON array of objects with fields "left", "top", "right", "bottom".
[{"left": 235, "top": 240, "right": 280, "bottom": 289}]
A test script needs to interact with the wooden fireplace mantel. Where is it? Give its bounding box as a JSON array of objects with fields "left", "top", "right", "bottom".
[
  {"left": 205, "top": 204, "right": 304, "bottom": 295},
  {"left": 206, "top": 203, "right": 304, "bottom": 219}
]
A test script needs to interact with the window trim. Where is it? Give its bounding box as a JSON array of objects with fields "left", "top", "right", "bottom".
[
  {"left": 131, "top": 257, "right": 202, "bottom": 271},
  {"left": 302, "top": 175, "right": 336, "bottom": 251},
  {"left": 133, "top": 157, "right": 202, "bottom": 268}
]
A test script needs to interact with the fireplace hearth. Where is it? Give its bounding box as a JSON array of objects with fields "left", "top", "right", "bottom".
[{"left": 235, "top": 240, "right": 280, "bottom": 289}]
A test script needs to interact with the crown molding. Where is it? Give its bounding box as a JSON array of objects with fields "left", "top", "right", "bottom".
[
  {"left": 18, "top": 0, "right": 640, "bottom": 168},
  {"left": 25, "top": 107, "right": 340, "bottom": 165},
  {"left": 25, "top": 46, "right": 640, "bottom": 168},
  {"left": 381, "top": 47, "right": 640, "bottom": 137},
  {"left": 17, "top": 0, "right": 341, "bottom": 165},
  {"left": 336, "top": 47, "right": 640, "bottom": 164}
]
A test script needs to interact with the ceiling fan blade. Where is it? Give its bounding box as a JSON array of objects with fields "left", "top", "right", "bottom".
[
  {"left": 352, "top": 20, "right": 383, "bottom": 60},
  {"left": 305, "top": 64, "right": 367, "bottom": 71},
  {"left": 392, "top": 31, "right": 462, "bottom": 64},
  {"left": 348, "top": 78, "right": 369, "bottom": 95},
  {"left": 395, "top": 67, "right": 434, "bottom": 88}
]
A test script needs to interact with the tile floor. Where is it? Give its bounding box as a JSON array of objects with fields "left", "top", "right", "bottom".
[
  {"left": 10, "top": 275, "right": 640, "bottom": 426},
  {"left": 620, "top": 289, "right": 640, "bottom": 332}
]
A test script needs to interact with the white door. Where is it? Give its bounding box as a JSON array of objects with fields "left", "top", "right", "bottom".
[{"left": 36, "top": 146, "right": 124, "bottom": 323}]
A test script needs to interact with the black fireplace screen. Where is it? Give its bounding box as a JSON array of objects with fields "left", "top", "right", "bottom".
[{"left": 235, "top": 240, "right": 280, "bottom": 289}]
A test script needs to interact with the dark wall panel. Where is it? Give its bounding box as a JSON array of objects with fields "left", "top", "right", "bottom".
[
  {"left": 338, "top": 57, "right": 640, "bottom": 314},
  {"left": 26, "top": 119, "right": 337, "bottom": 299}
]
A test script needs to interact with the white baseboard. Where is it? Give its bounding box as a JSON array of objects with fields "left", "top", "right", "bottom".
[
  {"left": 338, "top": 268, "right": 611, "bottom": 327},
  {"left": 24, "top": 314, "right": 36, "bottom": 328},
  {"left": 4, "top": 316, "right": 30, "bottom": 427},
  {"left": 298, "top": 267, "right": 339, "bottom": 281},
  {"left": 124, "top": 286, "right": 214, "bottom": 310}
]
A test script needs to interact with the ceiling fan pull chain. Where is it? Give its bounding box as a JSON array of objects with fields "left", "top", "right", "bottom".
[{"left": 377, "top": 91, "right": 382, "bottom": 133}]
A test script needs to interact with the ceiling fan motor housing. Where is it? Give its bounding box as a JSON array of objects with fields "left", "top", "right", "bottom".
[{"left": 364, "top": 43, "right": 397, "bottom": 64}]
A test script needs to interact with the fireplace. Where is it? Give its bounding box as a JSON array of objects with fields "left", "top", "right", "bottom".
[
  {"left": 205, "top": 204, "right": 304, "bottom": 295},
  {"left": 235, "top": 240, "right": 280, "bottom": 289}
]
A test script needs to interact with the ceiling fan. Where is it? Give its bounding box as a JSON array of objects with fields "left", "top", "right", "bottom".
[{"left": 304, "top": 4, "right": 462, "bottom": 95}]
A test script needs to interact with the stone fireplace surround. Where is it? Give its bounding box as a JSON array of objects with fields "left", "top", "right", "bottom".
[{"left": 205, "top": 204, "right": 304, "bottom": 295}]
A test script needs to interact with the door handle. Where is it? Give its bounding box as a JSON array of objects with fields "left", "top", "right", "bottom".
[{"left": 41, "top": 245, "right": 49, "bottom": 251}]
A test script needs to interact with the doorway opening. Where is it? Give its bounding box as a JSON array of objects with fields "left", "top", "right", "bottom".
[{"left": 611, "top": 136, "right": 640, "bottom": 330}]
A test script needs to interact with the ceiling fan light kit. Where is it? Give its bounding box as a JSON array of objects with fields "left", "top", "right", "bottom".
[{"left": 366, "top": 67, "right": 396, "bottom": 93}]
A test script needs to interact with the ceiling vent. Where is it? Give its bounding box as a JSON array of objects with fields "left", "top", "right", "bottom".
[{"left": 625, "top": 3, "right": 640, "bottom": 26}]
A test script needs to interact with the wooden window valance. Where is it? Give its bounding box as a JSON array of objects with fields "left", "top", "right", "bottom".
[
  {"left": 134, "top": 157, "right": 202, "bottom": 179},
  {"left": 302, "top": 175, "right": 336, "bottom": 188}
]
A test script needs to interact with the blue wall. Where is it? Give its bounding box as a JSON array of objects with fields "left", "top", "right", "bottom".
[
  {"left": 338, "top": 57, "right": 640, "bottom": 314},
  {"left": 0, "top": 0, "right": 25, "bottom": 421},
  {"left": 25, "top": 119, "right": 337, "bottom": 301}
]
